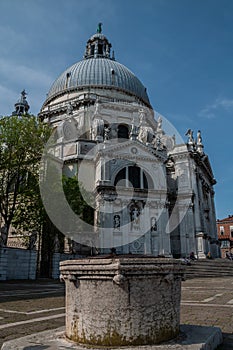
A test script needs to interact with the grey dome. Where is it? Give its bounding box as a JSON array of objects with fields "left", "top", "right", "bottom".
[{"left": 45, "top": 58, "right": 150, "bottom": 106}]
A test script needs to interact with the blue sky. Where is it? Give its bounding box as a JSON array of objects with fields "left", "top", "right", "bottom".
[{"left": 0, "top": 0, "right": 232, "bottom": 219}]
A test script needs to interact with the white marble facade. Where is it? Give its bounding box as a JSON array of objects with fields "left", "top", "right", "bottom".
[{"left": 39, "top": 28, "right": 220, "bottom": 258}]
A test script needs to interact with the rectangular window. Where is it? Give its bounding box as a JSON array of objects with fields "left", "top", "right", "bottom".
[
  {"left": 221, "top": 240, "right": 229, "bottom": 248},
  {"left": 220, "top": 226, "right": 224, "bottom": 235}
]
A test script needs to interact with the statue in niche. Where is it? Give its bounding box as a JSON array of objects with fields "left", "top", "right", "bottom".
[
  {"left": 113, "top": 215, "right": 121, "bottom": 230},
  {"left": 92, "top": 118, "right": 104, "bottom": 140},
  {"left": 150, "top": 217, "right": 157, "bottom": 232},
  {"left": 93, "top": 98, "right": 101, "bottom": 117},
  {"left": 130, "top": 206, "right": 140, "bottom": 230},
  {"left": 130, "top": 115, "right": 139, "bottom": 140},
  {"left": 104, "top": 126, "right": 111, "bottom": 141}
]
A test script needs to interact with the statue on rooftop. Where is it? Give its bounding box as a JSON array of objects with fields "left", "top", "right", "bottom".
[
  {"left": 97, "top": 23, "right": 102, "bottom": 34},
  {"left": 196, "top": 130, "right": 204, "bottom": 155},
  {"left": 197, "top": 130, "right": 202, "bottom": 145},
  {"left": 185, "top": 129, "right": 194, "bottom": 144},
  {"left": 157, "top": 116, "right": 162, "bottom": 132}
]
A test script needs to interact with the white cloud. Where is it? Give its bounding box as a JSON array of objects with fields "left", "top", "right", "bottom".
[
  {"left": 0, "top": 85, "right": 19, "bottom": 116},
  {"left": 0, "top": 58, "right": 54, "bottom": 115},
  {"left": 0, "top": 58, "right": 53, "bottom": 88},
  {"left": 0, "top": 25, "right": 28, "bottom": 55},
  {"left": 198, "top": 97, "right": 233, "bottom": 119}
]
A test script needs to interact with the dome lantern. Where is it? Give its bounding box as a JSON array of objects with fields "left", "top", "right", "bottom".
[{"left": 84, "top": 23, "right": 114, "bottom": 60}]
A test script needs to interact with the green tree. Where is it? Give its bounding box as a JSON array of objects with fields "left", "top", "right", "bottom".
[
  {"left": 62, "top": 175, "right": 94, "bottom": 226},
  {"left": 0, "top": 114, "right": 51, "bottom": 245}
]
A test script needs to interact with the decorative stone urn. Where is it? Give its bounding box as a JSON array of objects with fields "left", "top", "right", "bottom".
[{"left": 60, "top": 257, "right": 184, "bottom": 346}]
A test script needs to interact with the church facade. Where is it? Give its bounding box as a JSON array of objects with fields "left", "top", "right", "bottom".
[{"left": 39, "top": 26, "right": 220, "bottom": 259}]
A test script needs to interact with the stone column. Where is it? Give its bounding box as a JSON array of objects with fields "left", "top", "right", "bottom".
[
  {"left": 209, "top": 191, "right": 219, "bottom": 258},
  {"left": 160, "top": 207, "right": 171, "bottom": 257},
  {"left": 186, "top": 206, "right": 196, "bottom": 254},
  {"left": 196, "top": 232, "right": 206, "bottom": 259},
  {"left": 178, "top": 203, "right": 189, "bottom": 257},
  {"left": 144, "top": 205, "right": 151, "bottom": 254},
  {"left": 193, "top": 172, "right": 202, "bottom": 233}
]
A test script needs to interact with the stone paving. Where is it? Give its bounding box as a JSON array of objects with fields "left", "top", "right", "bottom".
[
  {"left": 0, "top": 277, "right": 233, "bottom": 349},
  {"left": 0, "top": 280, "right": 65, "bottom": 348},
  {"left": 181, "top": 277, "right": 233, "bottom": 349}
]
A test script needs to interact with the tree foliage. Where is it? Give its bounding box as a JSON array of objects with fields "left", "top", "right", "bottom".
[
  {"left": 62, "top": 176, "right": 94, "bottom": 226},
  {"left": 0, "top": 114, "right": 51, "bottom": 244}
]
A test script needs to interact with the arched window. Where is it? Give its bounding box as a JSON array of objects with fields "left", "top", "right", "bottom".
[
  {"left": 98, "top": 44, "right": 103, "bottom": 55},
  {"left": 91, "top": 45, "right": 95, "bottom": 56},
  {"left": 114, "top": 166, "right": 153, "bottom": 190},
  {"left": 114, "top": 167, "right": 126, "bottom": 187},
  {"left": 118, "top": 124, "right": 129, "bottom": 140}
]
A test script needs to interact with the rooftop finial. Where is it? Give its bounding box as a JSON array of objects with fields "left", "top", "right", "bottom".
[
  {"left": 97, "top": 22, "right": 102, "bottom": 34},
  {"left": 20, "top": 89, "right": 27, "bottom": 102}
]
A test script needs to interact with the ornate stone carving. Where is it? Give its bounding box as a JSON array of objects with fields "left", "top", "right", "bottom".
[
  {"left": 130, "top": 236, "right": 145, "bottom": 253},
  {"left": 113, "top": 272, "right": 125, "bottom": 285},
  {"left": 57, "top": 117, "right": 79, "bottom": 142},
  {"left": 92, "top": 118, "right": 104, "bottom": 141},
  {"left": 137, "top": 108, "right": 155, "bottom": 144},
  {"left": 131, "top": 147, "right": 138, "bottom": 154},
  {"left": 138, "top": 125, "right": 154, "bottom": 144}
]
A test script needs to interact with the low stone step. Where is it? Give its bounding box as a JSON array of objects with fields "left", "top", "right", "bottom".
[{"left": 183, "top": 259, "right": 233, "bottom": 278}]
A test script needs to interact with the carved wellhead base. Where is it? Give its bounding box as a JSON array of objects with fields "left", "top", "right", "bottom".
[{"left": 60, "top": 257, "right": 184, "bottom": 346}]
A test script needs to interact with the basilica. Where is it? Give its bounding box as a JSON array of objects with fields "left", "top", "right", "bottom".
[{"left": 38, "top": 24, "right": 220, "bottom": 259}]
